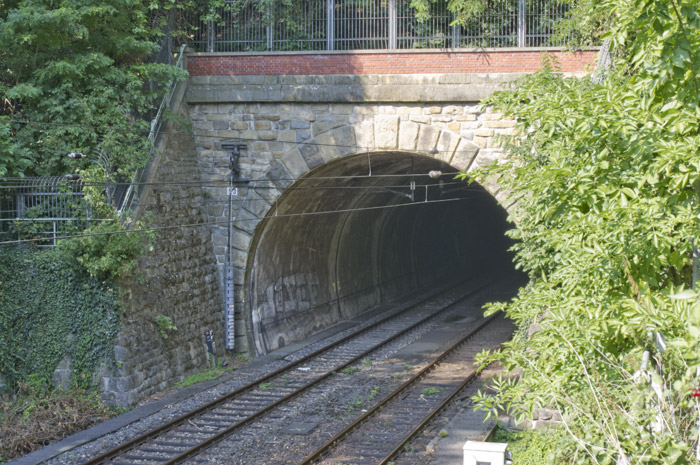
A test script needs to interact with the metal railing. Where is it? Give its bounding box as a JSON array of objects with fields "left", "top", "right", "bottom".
[
  {"left": 0, "top": 177, "right": 90, "bottom": 246},
  {"left": 187, "top": 0, "right": 568, "bottom": 52},
  {"left": 117, "top": 43, "right": 188, "bottom": 216}
]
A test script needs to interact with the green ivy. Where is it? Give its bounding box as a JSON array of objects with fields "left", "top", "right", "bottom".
[{"left": 0, "top": 245, "right": 120, "bottom": 391}]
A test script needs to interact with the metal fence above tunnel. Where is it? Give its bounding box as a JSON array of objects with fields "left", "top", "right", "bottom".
[{"left": 187, "top": 0, "right": 569, "bottom": 52}]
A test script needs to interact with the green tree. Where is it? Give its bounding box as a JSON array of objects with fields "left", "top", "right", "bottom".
[
  {"left": 465, "top": 0, "right": 700, "bottom": 462},
  {"left": 0, "top": 0, "right": 188, "bottom": 178},
  {"left": 410, "top": 0, "right": 609, "bottom": 46}
]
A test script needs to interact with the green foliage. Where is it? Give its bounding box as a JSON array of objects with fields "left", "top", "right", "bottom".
[
  {"left": 153, "top": 315, "right": 177, "bottom": 340},
  {"left": 0, "top": 115, "right": 29, "bottom": 177},
  {"left": 0, "top": 382, "right": 118, "bottom": 462},
  {"left": 464, "top": 0, "right": 700, "bottom": 461},
  {"left": 0, "top": 0, "right": 189, "bottom": 178},
  {"left": 490, "top": 425, "right": 574, "bottom": 463},
  {"left": 411, "top": 0, "right": 609, "bottom": 47},
  {"left": 341, "top": 367, "right": 361, "bottom": 375},
  {"left": 349, "top": 394, "right": 362, "bottom": 411},
  {"left": 175, "top": 362, "right": 235, "bottom": 389},
  {"left": 0, "top": 245, "right": 120, "bottom": 391},
  {"left": 57, "top": 167, "right": 157, "bottom": 280},
  {"left": 258, "top": 381, "right": 273, "bottom": 390},
  {"left": 421, "top": 387, "right": 441, "bottom": 396}
]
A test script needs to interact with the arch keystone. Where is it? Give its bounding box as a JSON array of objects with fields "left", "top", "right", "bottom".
[
  {"left": 416, "top": 125, "right": 441, "bottom": 153},
  {"left": 398, "top": 121, "right": 420, "bottom": 151},
  {"left": 354, "top": 120, "right": 375, "bottom": 152},
  {"left": 374, "top": 115, "right": 399, "bottom": 150}
]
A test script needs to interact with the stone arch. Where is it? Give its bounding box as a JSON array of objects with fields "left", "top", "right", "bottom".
[
  {"left": 226, "top": 119, "right": 516, "bottom": 355},
  {"left": 273, "top": 118, "right": 484, "bottom": 189}
]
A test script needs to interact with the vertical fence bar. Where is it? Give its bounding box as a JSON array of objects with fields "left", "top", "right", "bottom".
[
  {"left": 266, "top": 3, "right": 273, "bottom": 50},
  {"left": 517, "top": 0, "right": 526, "bottom": 47},
  {"left": 207, "top": 19, "right": 214, "bottom": 52},
  {"left": 326, "top": 0, "right": 334, "bottom": 50},
  {"left": 190, "top": 1, "right": 569, "bottom": 55},
  {"left": 452, "top": 18, "right": 459, "bottom": 48},
  {"left": 389, "top": 0, "right": 397, "bottom": 49}
]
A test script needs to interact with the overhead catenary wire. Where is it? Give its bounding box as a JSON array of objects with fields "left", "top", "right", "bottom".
[
  {"left": 7, "top": 118, "right": 494, "bottom": 155},
  {"left": 0, "top": 175, "right": 470, "bottom": 190},
  {"left": 0, "top": 196, "right": 471, "bottom": 246},
  {"left": 0, "top": 187, "right": 488, "bottom": 218},
  {"left": 0, "top": 180, "right": 485, "bottom": 217}
]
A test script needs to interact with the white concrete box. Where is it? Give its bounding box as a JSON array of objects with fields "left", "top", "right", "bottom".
[{"left": 463, "top": 441, "right": 508, "bottom": 465}]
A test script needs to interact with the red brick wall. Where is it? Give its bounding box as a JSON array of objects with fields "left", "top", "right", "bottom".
[{"left": 188, "top": 49, "right": 598, "bottom": 76}]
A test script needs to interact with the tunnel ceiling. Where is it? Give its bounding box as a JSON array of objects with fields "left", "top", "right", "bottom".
[{"left": 247, "top": 152, "right": 517, "bottom": 355}]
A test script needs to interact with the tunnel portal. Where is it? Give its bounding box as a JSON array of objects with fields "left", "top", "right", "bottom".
[{"left": 246, "top": 152, "right": 516, "bottom": 355}]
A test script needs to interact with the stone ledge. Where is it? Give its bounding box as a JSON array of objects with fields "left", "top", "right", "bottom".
[{"left": 186, "top": 73, "right": 533, "bottom": 104}]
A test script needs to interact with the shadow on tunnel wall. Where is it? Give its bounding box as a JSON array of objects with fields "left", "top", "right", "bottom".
[{"left": 247, "top": 152, "right": 520, "bottom": 354}]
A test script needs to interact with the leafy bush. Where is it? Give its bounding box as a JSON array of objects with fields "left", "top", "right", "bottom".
[
  {"left": 0, "top": 0, "right": 188, "bottom": 178},
  {"left": 0, "top": 245, "right": 120, "bottom": 391},
  {"left": 57, "top": 167, "right": 157, "bottom": 280},
  {"left": 466, "top": 0, "right": 700, "bottom": 461},
  {"left": 490, "top": 425, "right": 574, "bottom": 463}
]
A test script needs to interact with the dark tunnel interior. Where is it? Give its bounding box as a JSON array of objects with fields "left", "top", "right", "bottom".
[{"left": 247, "top": 152, "right": 520, "bottom": 354}]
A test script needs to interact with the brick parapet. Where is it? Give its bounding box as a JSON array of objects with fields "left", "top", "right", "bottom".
[{"left": 188, "top": 48, "right": 598, "bottom": 76}]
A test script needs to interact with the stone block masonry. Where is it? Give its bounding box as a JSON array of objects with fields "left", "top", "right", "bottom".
[
  {"left": 189, "top": 94, "right": 525, "bottom": 354},
  {"left": 96, "top": 50, "right": 601, "bottom": 404},
  {"left": 99, "top": 87, "right": 225, "bottom": 407}
]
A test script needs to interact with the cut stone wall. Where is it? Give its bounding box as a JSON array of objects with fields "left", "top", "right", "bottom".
[
  {"left": 99, "top": 81, "right": 225, "bottom": 407},
  {"left": 188, "top": 76, "right": 524, "bottom": 354}
]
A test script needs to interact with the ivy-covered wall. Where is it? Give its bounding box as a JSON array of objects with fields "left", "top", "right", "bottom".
[{"left": 0, "top": 245, "right": 120, "bottom": 391}]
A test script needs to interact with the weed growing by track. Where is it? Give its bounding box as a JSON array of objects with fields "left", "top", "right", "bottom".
[{"left": 0, "top": 382, "right": 119, "bottom": 462}]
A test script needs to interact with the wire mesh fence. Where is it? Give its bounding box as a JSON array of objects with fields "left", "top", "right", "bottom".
[
  {"left": 0, "top": 177, "right": 90, "bottom": 246},
  {"left": 186, "top": 0, "right": 568, "bottom": 52}
]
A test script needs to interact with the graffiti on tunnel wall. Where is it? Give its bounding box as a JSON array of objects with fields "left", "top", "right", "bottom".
[{"left": 255, "top": 272, "right": 322, "bottom": 323}]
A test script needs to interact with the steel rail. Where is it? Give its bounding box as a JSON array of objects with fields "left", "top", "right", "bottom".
[
  {"left": 298, "top": 311, "right": 501, "bottom": 465},
  {"left": 156, "top": 283, "right": 489, "bottom": 465},
  {"left": 81, "top": 280, "right": 487, "bottom": 465}
]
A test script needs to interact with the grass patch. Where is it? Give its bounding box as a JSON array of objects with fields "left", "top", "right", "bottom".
[
  {"left": 421, "top": 387, "right": 441, "bottom": 396},
  {"left": 0, "top": 383, "right": 119, "bottom": 463},
  {"left": 348, "top": 395, "right": 363, "bottom": 412},
  {"left": 175, "top": 364, "right": 235, "bottom": 389},
  {"left": 367, "top": 386, "right": 380, "bottom": 401},
  {"left": 341, "top": 367, "right": 360, "bottom": 375},
  {"left": 490, "top": 425, "right": 574, "bottom": 464},
  {"left": 258, "top": 382, "right": 273, "bottom": 390}
]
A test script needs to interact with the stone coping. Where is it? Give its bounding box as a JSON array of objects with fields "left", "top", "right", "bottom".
[{"left": 186, "top": 72, "right": 586, "bottom": 104}]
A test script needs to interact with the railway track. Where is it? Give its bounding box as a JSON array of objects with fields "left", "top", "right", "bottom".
[
  {"left": 298, "top": 312, "right": 512, "bottom": 465},
  {"left": 80, "top": 281, "right": 496, "bottom": 465}
]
